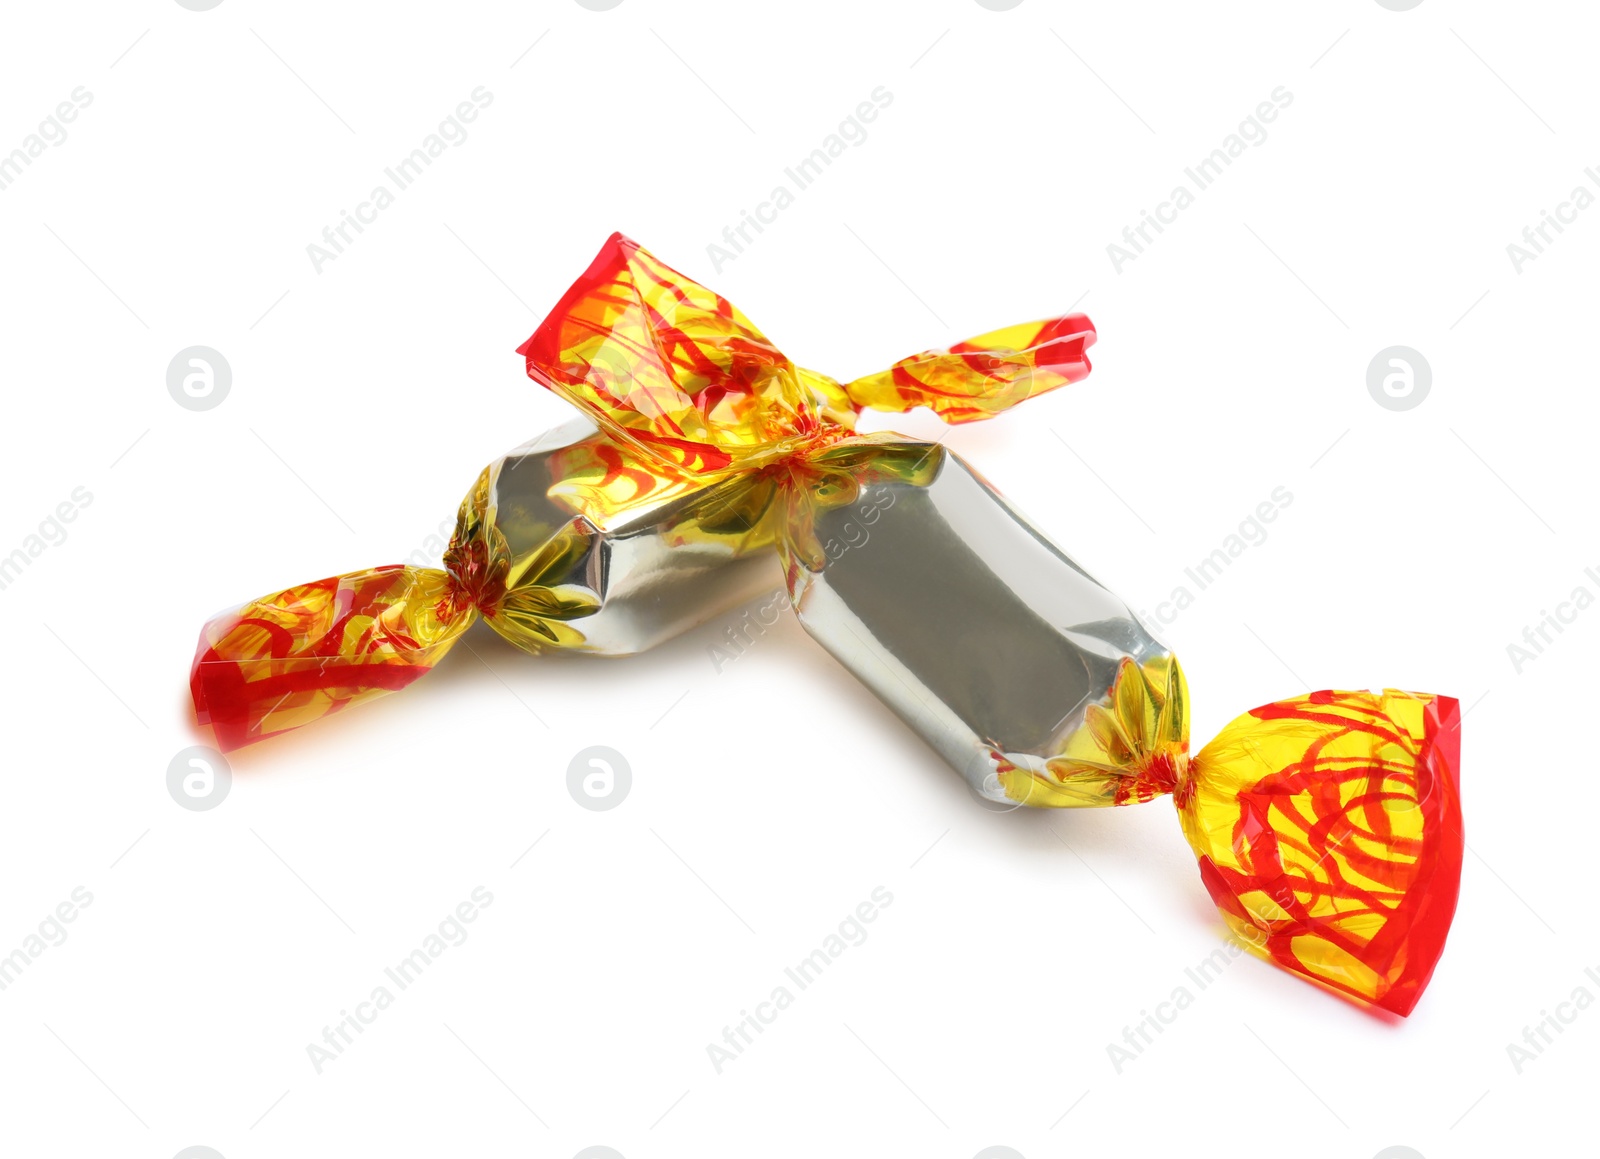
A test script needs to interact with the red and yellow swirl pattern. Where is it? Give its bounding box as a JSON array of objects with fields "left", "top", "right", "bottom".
[
  {"left": 190, "top": 466, "right": 600, "bottom": 750},
  {"left": 194, "top": 232, "right": 1090, "bottom": 749},
  {"left": 519, "top": 233, "right": 1094, "bottom": 482},
  {"left": 996, "top": 658, "right": 1462, "bottom": 1015}
]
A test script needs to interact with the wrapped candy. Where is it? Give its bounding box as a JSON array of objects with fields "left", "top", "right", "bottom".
[
  {"left": 193, "top": 232, "right": 1462, "bottom": 1013},
  {"left": 190, "top": 416, "right": 777, "bottom": 749},
  {"left": 519, "top": 234, "right": 1463, "bottom": 1015},
  {"left": 189, "top": 234, "right": 1093, "bottom": 750},
  {"left": 791, "top": 443, "right": 1461, "bottom": 1014}
]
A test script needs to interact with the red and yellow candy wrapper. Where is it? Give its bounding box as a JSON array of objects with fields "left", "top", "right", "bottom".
[
  {"left": 192, "top": 231, "right": 1461, "bottom": 1012},
  {"left": 190, "top": 233, "right": 1092, "bottom": 750},
  {"left": 998, "top": 662, "right": 1462, "bottom": 1015},
  {"left": 188, "top": 416, "right": 788, "bottom": 750},
  {"left": 518, "top": 234, "right": 1464, "bottom": 1014}
]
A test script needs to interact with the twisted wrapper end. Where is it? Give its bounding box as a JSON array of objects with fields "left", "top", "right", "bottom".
[
  {"left": 518, "top": 232, "right": 1098, "bottom": 481},
  {"left": 189, "top": 564, "right": 475, "bottom": 751},
  {"left": 1188, "top": 686, "right": 1462, "bottom": 1016},
  {"left": 192, "top": 231, "right": 1093, "bottom": 751},
  {"left": 189, "top": 467, "right": 599, "bottom": 751},
  {"left": 840, "top": 312, "right": 1096, "bottom": 424},
  {"left": 996, "top": 657, "right": 1463, "bottom": 1015}
]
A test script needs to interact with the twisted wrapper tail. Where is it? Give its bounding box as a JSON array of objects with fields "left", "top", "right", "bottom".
[
  {"left": 190, "top": 565, "right": 472, "bottom": 751},
  {"left": 519, "top": 231, "right": 1097, "bottom": 478},
  {"left": 1187, "top": 689, "right": 1463, "bottom": 1016},
  {"left": 993, "top": 658, "right": 1463, "bottom": 1013}
]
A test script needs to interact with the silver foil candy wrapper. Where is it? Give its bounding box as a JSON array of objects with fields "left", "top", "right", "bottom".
[
  {"left": 785, "top": 442, "right": 1169, "bottom": 802},
  {"left": 189, "top": 416, "right": 777, "bottom": 749},
  {"left": 492, "top": 416, "right": 776, "bottom": 655}
]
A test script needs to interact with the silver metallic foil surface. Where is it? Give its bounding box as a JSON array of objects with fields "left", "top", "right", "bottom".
[
  {"left": 489, "top": 417, "right": 779, "bottom": 654},
  {"left": 786, "top": 443, "right": 1170, "bottom": 802}
]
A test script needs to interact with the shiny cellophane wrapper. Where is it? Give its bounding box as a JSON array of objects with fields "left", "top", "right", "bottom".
[
  {"left": 781, "top": 445, "right": 1462, "bottom": 1015},
  {"left": 190, "top": 416, "right": 780, "bottom": 749},
  {"left": 191, "top": 232, "right": 1095, "bottom": 752},
  {"left": 519, "top": 234, "right": 1463, "bottom": 1016}
]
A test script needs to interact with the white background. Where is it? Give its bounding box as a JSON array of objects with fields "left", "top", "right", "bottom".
[{"left": 0, "top": 2, "right": 1592, "bottom": 1157}]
